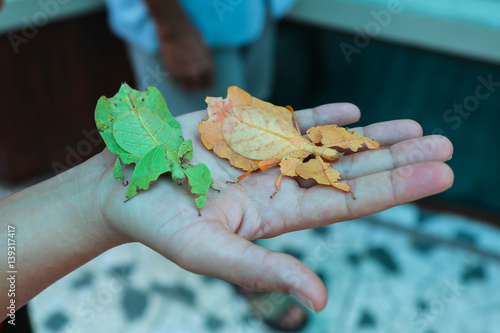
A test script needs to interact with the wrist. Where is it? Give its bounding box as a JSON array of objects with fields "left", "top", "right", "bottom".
[
  {"left": 0, "top": 150, "right": 128, "bottom": 307},
  {"left": 87, "top": 149, "right": 132, "bottom": 247},
  {"left": 46, "top": 150, "right": 129, "bottom": 250}
]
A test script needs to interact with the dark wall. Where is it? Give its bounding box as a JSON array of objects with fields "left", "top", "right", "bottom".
[
  {"left": 272, "top": 21, "right": 500, "bottom": 213},
  {"left": 0, "top": 10, "right": 134, "bottom": 182}
]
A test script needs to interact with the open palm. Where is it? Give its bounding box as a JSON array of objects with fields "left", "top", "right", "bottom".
[{"left": 99, "top": 103, "right": 453, "bottom": 312}]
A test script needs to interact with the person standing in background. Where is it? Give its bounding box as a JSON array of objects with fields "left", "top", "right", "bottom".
[
  {"left": 105, "top": 0, "right": 298, "bottom": 116},
  {"left": 104, "top": 0, "right": 309, "bottom": 330}
]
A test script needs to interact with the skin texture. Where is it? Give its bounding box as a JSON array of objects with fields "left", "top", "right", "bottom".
[
  {"left": 143, "top": 0, "right": 214, "bottom": 91},
  {"left": 0, "top": 104, "right": 454, "bottom": 314}
]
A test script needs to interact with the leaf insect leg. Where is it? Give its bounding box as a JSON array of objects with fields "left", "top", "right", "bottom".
[
  {"left": 210, "top": 184, "right": 221, "bottom": 192},
  {"left": 270, "top": 175, "right": 283, "bottom": 199},
  {"left": 234, "top": 167, "right": 258, "bottom": 183},
  {"left": 230, "top": 158, "right": 281, "bottom": 184}
]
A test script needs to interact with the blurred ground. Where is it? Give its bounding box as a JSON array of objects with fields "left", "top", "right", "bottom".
[{"left": 4, "top": 175, "right": 494, "bottom": 333}]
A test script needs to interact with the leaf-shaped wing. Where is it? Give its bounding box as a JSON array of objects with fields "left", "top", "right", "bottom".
[
  {"left": 307, "top": 125, "right": 380, "bottom": 152},
  {"left": 126, "top": 145, "right": 172, "bottom": 199},
  {"left": 199, "top": 95, "right": 260, "bottom": 172},
  {"left": 96, "top": 83, "right": 181, "bottom": 163},
  {"left": 97, "top": 83, "right": 181, "bottom": 136},
  {"left": 183, "top": 164, "right": 213, "bottom": 209},
  {"left": 199, "top": 87, "right": 310, "bottom": 171},
  {"left": 138, "top": 86, "right": 181, "bottom": 137},
  {"left": 222, "top": 106, "right": 306, "bottom": 160},
  {"left": 95, "top": 97, "right": 138, "bottom": 162},
  {"left": 221, "top": 86, "right": 295, "bottom": 123},
  {"left": 113, "top": 107, "right": 181, "bottom": 158}
]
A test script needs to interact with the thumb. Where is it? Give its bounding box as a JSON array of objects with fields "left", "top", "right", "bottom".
[{"left": 170, "top": 225, "right": 328, "bottom": 313}]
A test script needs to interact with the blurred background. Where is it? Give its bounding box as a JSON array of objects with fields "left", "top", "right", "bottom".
[{"left": 1, "top": 0, "right": 499, "bottom": 332}]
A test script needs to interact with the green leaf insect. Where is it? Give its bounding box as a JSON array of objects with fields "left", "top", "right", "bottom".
[{"left": 95, "top": 83, "right": 214, "bottom": 212}]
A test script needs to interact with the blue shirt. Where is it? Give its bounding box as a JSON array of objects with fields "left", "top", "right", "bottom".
[{"left": 106, "top": 0, "right": 298, "bottom": 52}]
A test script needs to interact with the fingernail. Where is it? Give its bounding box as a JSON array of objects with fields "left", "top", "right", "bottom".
[
  {"left": 448, "top": 155, "right": 453, "bottom": 161},
  {"left": 289, "top": 289, "right": 316, "bottom": 313}
]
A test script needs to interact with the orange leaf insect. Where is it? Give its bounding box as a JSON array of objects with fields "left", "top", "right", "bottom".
[{"left": 198, "top": 86, "right": 380, "bottom": 198}]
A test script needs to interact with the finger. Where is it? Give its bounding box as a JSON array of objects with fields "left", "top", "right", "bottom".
[
  {"left": 291, "top": 161, "right": 453, "bottom": 231},
  {"left": 173, "top": 75, "right": 192, "bottom": 91},
  {"left": 185, "top": 72, "right": 200, "bottom": 91},
  {"left": 348, "top": 119, "right": 423, "bottom": 147},
  {"left": 171, "top": 224, "right": 327, "bottom": 312},
  {"left": 199, "top": 57, "right": 215, "bottom": 90},
  {"left": 334, "top": 135, "right": 453, "bottom": 180},
  {"left": 199, "top": 68, "right": 214, "bottom": 90},
  {"left": 190, "top": 59, "right": 214, "bottom": 91},
  {"left": 191, "top": 67, "right": 208, "bottom": 91},
  {"left": 174, "top": 68, "right": 200, "bottom": 91},
  {"left": 296, "top": 103, "right": 361, "bottom": 132}
]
